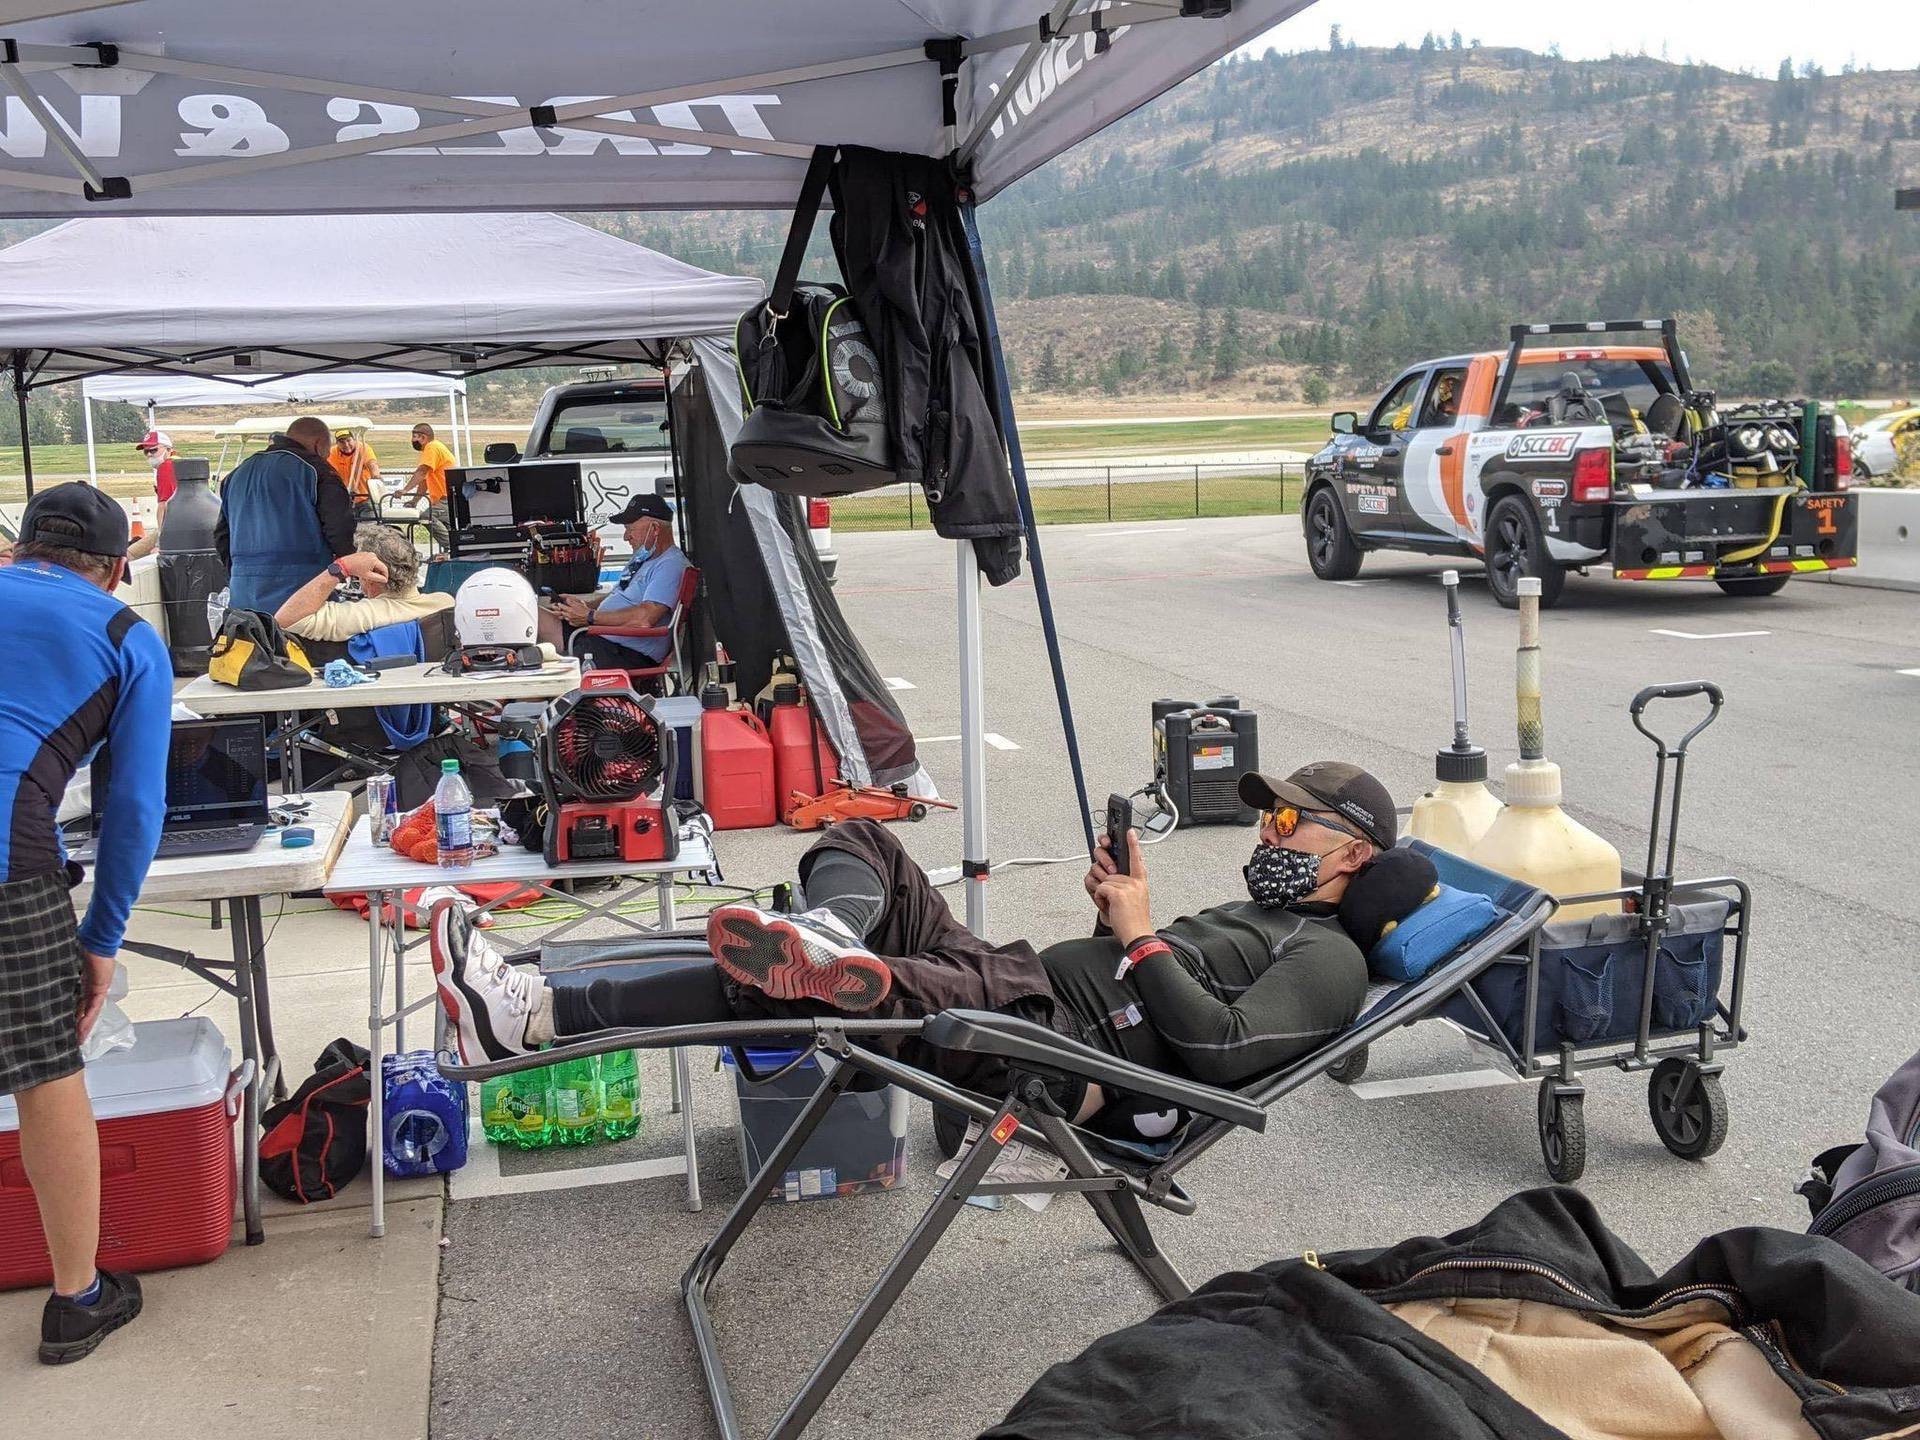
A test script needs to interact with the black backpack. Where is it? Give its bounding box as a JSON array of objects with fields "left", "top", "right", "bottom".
[
  {"left": 1799, "top": 1046, "right": 1920, "bottom": 1291},
  {"left": 259, "top": 1038, "right": 372, "bottom": 1204},
  {"left": 730, "top": 147, "right": 895, "bottom": 498}
]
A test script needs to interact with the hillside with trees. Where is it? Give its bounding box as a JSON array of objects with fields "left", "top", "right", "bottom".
[{"left": 607, "top": 41, "right": 1920, "bottom": 405}]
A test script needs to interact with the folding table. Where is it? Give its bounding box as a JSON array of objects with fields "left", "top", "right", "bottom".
[{"left": 323, "top": 816, "right": 722, "bottom": 1237}]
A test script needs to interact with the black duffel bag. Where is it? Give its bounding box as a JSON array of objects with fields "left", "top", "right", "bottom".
[
  {"left": 259, "top": 1038, "right": 372, "bottom": 1204},
  {"left": 730, "top": 147, "right": 895, "bottom": 497}
]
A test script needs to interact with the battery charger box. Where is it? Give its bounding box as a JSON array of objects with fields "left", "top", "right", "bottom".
[
  {"left": 0, "top": 1017, "right": 239, "bottom": 1289},
  {"left": 722, "top": 1047, "right": 908, "bottom": 1202},
  {"left": 1152, "top": 696, "right": 1260, "bottom": 827}
]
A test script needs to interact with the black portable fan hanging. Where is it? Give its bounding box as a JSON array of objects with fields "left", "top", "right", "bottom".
[{"left": 540, "top": 677, "right": 667, "bottom": 802}]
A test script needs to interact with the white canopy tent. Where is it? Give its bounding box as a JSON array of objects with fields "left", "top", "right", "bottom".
[
  {"left": 81, "top": 370, "right": 473, "bottom": 479},
  {"left": 0, "top": 0, "right": 1318, "bottom": 936}
]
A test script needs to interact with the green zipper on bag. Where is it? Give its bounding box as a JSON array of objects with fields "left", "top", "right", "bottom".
[{"left": 819, "top": 296, "right": 850, "bottom": 431}]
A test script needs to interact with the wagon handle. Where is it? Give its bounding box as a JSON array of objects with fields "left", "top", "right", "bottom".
[
  {"left": 1630, "top": 681, "right": 1722, "bottom": 758},
  {"left": 1629, "top": 681, "right": 1723, "bottom": 892}
]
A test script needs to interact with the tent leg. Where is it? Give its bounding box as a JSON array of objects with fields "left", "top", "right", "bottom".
[
  {"left": 957, "top": 540, "right": 988, "bottom": 934},
  {"left": 448, "top": 389, "right": 463, "bottom": 464},
  {"left": 461, "top": 391, "right": 475, "bottom": 465},
  {"left": 12, "top": 354, "right": 34, "bottom": 501},
  {"left": 83, "top": 390, "right": 98, "bottom": 485},
  {"left": 958, "top": 206, "right": 1095, "bottom": 856}
]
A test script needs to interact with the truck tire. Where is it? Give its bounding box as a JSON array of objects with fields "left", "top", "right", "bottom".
[
  {"left": 1305, "top": 486, "right": 1363, "bottom": 581},
  {"left": 1715, "top": 575, "right": 1791, "bottom": 598},
  {"left": 1484, "top": 495, "right": 1565, "bottom": 609}
]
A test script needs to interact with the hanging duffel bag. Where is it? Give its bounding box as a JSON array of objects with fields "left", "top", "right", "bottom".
[{"left": 730, "top": 147, "right": 895, "bottom": 498}]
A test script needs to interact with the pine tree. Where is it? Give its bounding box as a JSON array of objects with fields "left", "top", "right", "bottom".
[
  {"left": 1191, "top": 309, "right": 1214, "bottom": 365},
  {"left": 1152, "top": 332, "right": 1183, "bottom": 375},
  {"left": 1212, "top": 310, "right": 1244, "bottom": 380},
  {"left": 1035, "top": 340, "right": 1063, "bottom": 390}
]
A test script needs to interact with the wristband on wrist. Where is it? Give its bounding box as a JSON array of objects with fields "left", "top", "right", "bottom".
[{"left": 1115, "top": 936, "right": 1171, "bottom": 981}]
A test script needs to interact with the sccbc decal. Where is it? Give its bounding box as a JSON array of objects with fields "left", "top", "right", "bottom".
[{"left": 1505, "top": 431, "right": 1580, "bottom": 461}]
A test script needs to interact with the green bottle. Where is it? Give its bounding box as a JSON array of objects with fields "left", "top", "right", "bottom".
[
  {"left": 550, "top": 1055, "right": 603, "bottom": 1147},
  {"left": 513, "top": 1065, "right": 556, "bottom": 1149},
  {"left": 600, "top": 1050, "right": 641, "bottom": 1142}
]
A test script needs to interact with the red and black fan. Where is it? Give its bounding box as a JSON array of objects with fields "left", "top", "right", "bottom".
[{"left": 538, "top": 671, "right": 679, "bottom": 865}]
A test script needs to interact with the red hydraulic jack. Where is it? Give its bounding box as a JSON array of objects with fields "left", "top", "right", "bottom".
[{"left": 785, "top": 781, "right": 956, "bottom": 832}]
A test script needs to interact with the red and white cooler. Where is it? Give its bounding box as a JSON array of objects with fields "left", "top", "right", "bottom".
[{"left": 0, "top": 1017, "right": 245, "bottom": 1290}]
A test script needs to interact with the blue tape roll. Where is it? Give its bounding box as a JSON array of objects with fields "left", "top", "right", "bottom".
[{"left": 280, "top": 826, "right": 315, "bottom": 848}]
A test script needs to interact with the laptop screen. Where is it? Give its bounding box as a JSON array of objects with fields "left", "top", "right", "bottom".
[{"left": 92, "top": 716, "right": 270, "bottom": 830}]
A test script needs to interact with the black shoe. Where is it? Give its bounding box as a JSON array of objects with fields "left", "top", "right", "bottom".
[{"left": 40, "top": 1271, "right": 143, "bottom": 1364}]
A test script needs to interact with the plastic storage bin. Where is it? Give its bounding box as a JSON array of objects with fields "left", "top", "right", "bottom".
[
  {"left": 0, "top": 1017, "right": 240, "bottom": 1290},
  {"left": 722, "top": 1047, "right": 908, "bottom": 1202}
]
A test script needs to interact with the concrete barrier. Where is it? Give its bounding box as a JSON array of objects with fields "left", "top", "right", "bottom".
[{"left": 1834, "top": 487, "right": 1920, "bottom": 594}]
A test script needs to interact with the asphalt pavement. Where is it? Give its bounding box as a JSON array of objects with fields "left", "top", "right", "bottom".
[{"left": 431, "top": 515, "right": 1920, "bottom": 1440}]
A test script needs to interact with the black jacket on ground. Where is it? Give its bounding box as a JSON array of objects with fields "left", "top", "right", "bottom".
[
  {"left": 828, "top": 146, "right": 1025, "bottom": 586},
  {"left": 985, "top": 1187, "right": 1920, "bottom": 1440}
]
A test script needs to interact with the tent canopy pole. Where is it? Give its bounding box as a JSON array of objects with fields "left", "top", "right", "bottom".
[
  {"left": 957, "top": 540, "right": 989, "bottom": 933},
  {"left": 11, "top": 352, "right": 33, "bottom": 499},
  {"left": 961, "top": 202, "right": 1096, "bottom": 859},
  {"left": 82, "top": 384, "right": 98, "bottom": 484}
]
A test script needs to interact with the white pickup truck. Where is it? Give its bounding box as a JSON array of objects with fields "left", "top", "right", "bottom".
[{"left": 509, "top": 376, "right": 838, "bottom": 581}]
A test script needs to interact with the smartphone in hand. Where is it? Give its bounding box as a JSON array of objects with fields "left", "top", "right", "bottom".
[{"left": 1106, "top": 793, "right": 1132, "bottom": 876}]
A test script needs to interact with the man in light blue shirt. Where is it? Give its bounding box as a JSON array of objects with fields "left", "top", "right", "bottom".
[{"left": 541, "top": 494, "right": 690, "bottom": 675}]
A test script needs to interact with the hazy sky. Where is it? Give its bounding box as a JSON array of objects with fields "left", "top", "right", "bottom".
[{"left": 1247, "top": 0, "right": 1920, "bottom": 76}]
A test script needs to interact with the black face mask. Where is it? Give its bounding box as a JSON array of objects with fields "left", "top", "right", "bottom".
[
  {"left": 411, "top": 439, "right": 426, "bottom": 451},
  {"left": 1244, "top": 843, "right": 1323, "bottom": 909}
]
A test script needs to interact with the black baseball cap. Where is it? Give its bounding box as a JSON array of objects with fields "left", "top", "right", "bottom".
[
  {"left": 19, "top": 482, "right": 130, "bottom": 561},
  {"left": 609, "top": 494, "right": 673, "bottom": 525},
  {"left": 1240, "top": 760, "right": 1397, "bottom": 851}
]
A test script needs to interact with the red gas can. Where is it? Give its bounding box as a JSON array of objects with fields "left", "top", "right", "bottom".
[
  {"left": 768, "top": 686, "right": 839, "bottom": 822},
  {"left": 700, "top": 704, "right": 778, "bottom": 831},
  {"left": 0, "top": 1017, "right": 239, "bottom": 1290}
]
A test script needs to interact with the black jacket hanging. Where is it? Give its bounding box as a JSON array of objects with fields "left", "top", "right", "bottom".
[{"left": 828, "top": 146, "right": 1025, "bottom": 586}]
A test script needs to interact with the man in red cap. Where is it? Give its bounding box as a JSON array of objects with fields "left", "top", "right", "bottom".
[{"left": 127, "top": 430, "right": 176, "bottom": 561}]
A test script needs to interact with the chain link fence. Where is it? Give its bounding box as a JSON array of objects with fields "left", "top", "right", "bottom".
[{"left": 833, "top": 461, "right": 1308, "bottom": 533}]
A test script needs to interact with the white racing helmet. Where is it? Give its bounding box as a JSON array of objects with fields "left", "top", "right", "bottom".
[{"left": 453, "top": 568, "right": 539, "bottom": 648}]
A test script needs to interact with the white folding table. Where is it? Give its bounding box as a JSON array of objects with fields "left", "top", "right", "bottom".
[
  {"left": 323, "top": 818, "right": 721, "bottom": 1237},
  {"left": 78, "top": 791, "right": 355, "bottom": 1246},
  {"left": 175, "top": 657, "right": 583, "bottom": 789}
]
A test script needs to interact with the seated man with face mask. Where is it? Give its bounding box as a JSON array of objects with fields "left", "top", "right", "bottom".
[{"left": 430, "top": 762, "right": 1384, "bottom": 1129}]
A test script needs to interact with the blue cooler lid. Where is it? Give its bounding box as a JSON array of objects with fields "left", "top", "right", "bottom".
[
  {"left": 719, "top": 1045, "right": 813, "bottom": 1071},
  {"left": 0, "top": 1017, "right": 231, "bottom": 1132}
]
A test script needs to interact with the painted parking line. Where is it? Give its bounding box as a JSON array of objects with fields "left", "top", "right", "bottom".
[
  {"left": 1900, "top": 668, "right": 1920, "bottom": 678},
  {"left": 1345, "top": 1068, "right": 1528, "bottom": 1101},
  {"left": 1097, "top": 527, "right": 1189, "bottom": 539},
  {"left": 1649, "top": 629, "right": 1771, "bottom": 641},
  {"left": 916, "top": 733, "right": 1022, "bottom": 750},
  {"left": 885, "top": 677, "right": 916, "bottom": 691},
  {"left": 1335, "top": 580, "right": 1370, "bottom": 588}
]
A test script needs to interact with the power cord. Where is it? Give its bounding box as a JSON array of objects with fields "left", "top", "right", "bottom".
[{"left": 929, "top": 782, "right": 1181, "bottom": 888}]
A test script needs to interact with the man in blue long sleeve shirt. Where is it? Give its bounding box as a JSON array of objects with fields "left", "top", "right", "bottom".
[{"left": 0, "top": 483, "right": 170, "bottom": 1364}]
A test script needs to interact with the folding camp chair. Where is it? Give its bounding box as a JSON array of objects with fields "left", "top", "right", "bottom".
[
  {"left": 567, "top": 562, "right": 699, "bottom": 693},
  {"left": 441, "top": 862, "right": 1555, "bottom": 1440}
]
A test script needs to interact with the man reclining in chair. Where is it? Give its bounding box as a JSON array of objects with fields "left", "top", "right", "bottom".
[{"left": 430, "top": 762, "right": 1392, "bottom": 1135}]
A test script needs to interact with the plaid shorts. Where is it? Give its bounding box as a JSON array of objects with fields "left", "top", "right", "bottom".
[{"left": 0, "top": 871, "right": 85, "bottom": 1097}]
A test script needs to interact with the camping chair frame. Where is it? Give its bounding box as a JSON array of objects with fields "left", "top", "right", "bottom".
[
  {"left": 441, "top": 885, "right": 1553, "bottom": 1440},
  {"left": 567, "top": 561, "right": 699, "bottom": 693}
]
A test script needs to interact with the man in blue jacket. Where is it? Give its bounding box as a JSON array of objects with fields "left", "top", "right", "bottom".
[
  {"left": 0, "top": 484, "right": 171, "bottom": 1363},
  {"left": 216, "top": 415, "right": 356, "bottom": 613}
]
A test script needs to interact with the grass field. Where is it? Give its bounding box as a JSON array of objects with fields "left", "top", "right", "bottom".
[
  {"left": 833, "top": 473, "right": 1303, "bottom": 532},
  {"left": 1020, "top": 415, "right": 1329, "bottom": 455}
]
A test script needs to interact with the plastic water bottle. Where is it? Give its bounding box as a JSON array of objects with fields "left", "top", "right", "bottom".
[
  {"left": 551, "top": 1056, "right": 603, "bottom": 1146},
  {"left": 479, "top": 1074, "right": 522, "bottom": 1147},
  {"left": 435, "top": 758, "right": 474, "bottom": 868},
  {"left": 600, "top": 1050, "right": 641, "bottom": 1142},
  {"left": 514, "top": 1066, "right": 556, "bottom": 1148}
]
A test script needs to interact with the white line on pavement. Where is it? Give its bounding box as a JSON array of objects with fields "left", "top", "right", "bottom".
[
  {"left": 1649, "top": 629, "right": 1771, "bottom": 641},
  {"left": 1335, "top": 581, "right": 1370, "bottom": 588},
  {"left": 916, "top": 733, "right": 1022, "bottom": 750},
  {"left": 885, "top": 676, "right": 915, "bottom": 690},
  {"left": 1097, "top": 527, "right": 1189, "bottom": 538},
  {"left": 1345, "top": 1068, "right": 1529, "bottom": 1101},
  {"left": 1900, "top": 668, "right": 1920, "bottom": 678}
]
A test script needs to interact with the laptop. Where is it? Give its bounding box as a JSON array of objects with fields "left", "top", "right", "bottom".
[{"left": 76, "top": 716, "right": 272, "bottom": 861}]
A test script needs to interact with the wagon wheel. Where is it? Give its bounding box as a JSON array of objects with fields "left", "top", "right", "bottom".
[
  {"left": 908, "top": 802, "right": 929, "bottom": 821},
  {"left": 1537, "top": 1079, "right": 1587, "bottom": 1183},
  {"left": 1647, "top": 1059, "right": 1728, "bottom": 1160},
  {"left": 1325, "top": 1045, "right": 1369, "bottom": 1085}
]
